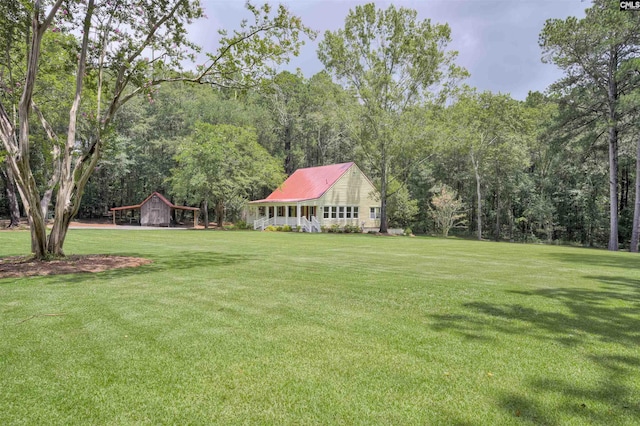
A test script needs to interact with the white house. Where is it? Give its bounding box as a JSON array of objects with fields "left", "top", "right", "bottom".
[{"left": 247, "top": 162, "right": 381, "bottom": 232}]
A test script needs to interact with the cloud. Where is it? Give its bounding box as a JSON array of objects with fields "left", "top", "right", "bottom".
[{"left": 191, "top": 0, "right": 586, "bottom": 100}]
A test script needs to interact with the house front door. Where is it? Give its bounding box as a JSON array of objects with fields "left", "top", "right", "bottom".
[{"left": 301, "top": 206, "right": 316, "bottom": 219}]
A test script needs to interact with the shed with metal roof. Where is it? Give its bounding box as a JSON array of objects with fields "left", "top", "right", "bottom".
[{"left": 110, "top": 192, "right": 199, "bottom": 227}]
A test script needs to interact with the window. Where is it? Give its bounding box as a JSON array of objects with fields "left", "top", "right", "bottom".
[
  {"left": 277, "top": 206, "right": 285, "bottom": 217},
  {"left": 353, "top": 207, "right": 359, "bottom": 219},
  {"left": 331, "top": 206, "right": 337, "bottom": 219},
  {"left": 338, "top": 206, "right": 345, "bottom": 219},
  {"left": 346, "top": 206, "right": 352, "bottom": 219},
  {"left": 370, "top": 207, "right": 380, "bottom": 219},
  {"left": 258, "top": 206, "right": 265, "bottom": 216},
  {"left": 323, "top": 206, "right": 330, "bottom": 219},
  {"left": 289, "top": 206, "right": 296, "bottom": 217}
]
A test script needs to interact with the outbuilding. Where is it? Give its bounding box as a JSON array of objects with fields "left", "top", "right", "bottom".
[{"left": 110, "top": 192, "right": 199, "bottom": 227}]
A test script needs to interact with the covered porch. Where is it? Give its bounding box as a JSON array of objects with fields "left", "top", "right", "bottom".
[{"left": 247, "top": 202, "right": 321, "bottom": 232}]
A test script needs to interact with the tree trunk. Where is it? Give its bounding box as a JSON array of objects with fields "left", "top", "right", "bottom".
[
  {"left": 508, "top": 201, "right": 514, "bottom": 242},
  {"left": 2, "top": 163, "right": 21, "bottom": 228},
  {"left": 471, "top": 150, "right": 482, "bottom": 240},
  {"left": 621, "top": 164, "right": 629, "bottom": 213},
  {"left": 607, "top": 128, "right": 619, "bottom": 251},
  {"left": 379, "top": 155, "right": 388, "bottom": 234},
  {"left": 630, "top": 134, "right": 640, "bottom": 253},
  {"left": 284, "top": 123, "right": 293, "bottom": 175},
  {"left": 607, "top": 47, "right": 619, "bottom": 251},
  {"left": 27, "top": 195, "right": 48, "bottom": 258},
  {"left": 495, "top": 183, "right": 501, "bottom": 241},
  {"left": 46, "top": 211, "right": 72, "bottom": 256},
  {"left": 203, "top": 199, "right": 209, "bottom": 229},
  {"left": 215, "top": 200, "right": 225, "bottom": 229}
]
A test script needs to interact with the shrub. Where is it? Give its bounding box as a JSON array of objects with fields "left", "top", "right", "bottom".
[
  {"left": 343, "top": 224, "right": 362, "bottom": 234},
  {"left": 235, "top": 220, "right": 250, "bottom": 230},
  {"left": 403, "top": 227, "right": 413, "bottom": 236},
  {"left": 328, "top": 224, "right": 342, "bottom": 233},
  {"left": 263, "top": 224, "right": 292, "bottom": 232}
]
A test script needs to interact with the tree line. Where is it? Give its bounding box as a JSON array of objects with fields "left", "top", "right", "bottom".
[{"left": 1, "top": 0, "right": 639, "bottom": 258}]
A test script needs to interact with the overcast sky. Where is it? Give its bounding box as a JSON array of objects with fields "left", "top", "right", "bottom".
[{"left": 190, "top": 0, "right": 589, "bottom": 100}]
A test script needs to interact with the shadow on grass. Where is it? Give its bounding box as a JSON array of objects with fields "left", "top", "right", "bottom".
[
  {"left": 38, "top": 251, "right": 255, "bottom": 285},
  {"left": 499, "top": 353, "right": 640, "bottom": 424},
  {"left": 430, "top": 275, "right": 640, "bottom": 423},
  {"left": 548, "top": 251, "right": 639, "bottom": 269}
]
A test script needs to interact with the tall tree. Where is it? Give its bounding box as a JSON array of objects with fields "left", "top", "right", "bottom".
[
  {"left": 0, "top": 0, "right": 313, "bottom": 258},
  {"left": 169, "top": 123, "right": 282, "bottom": 228},
  {"left": 518, "top": 92, "right": 560, "bottom": 242},
  {"left": 443, "top": 90, "right": 530, "bottom": 240},
  {"left": 540, "top": 0, "right": 640, "bottom": 250},
  {"left": 631, "top": 134, "right": 640, "bottom": 252},
  {"left": 303, "top": 71, "right": 356, "bottom": 166},
  {"left": 0, "top": 0, "right": 30, "bottom": 228},
  {"left": 264, "top": 71, "right": 307, "bottom": 175},
  {"left": 624, "top": 81, "right": 640, "bottom": 252},
  {"left": 318, "top": 3, "right": 466, "bottom": 233}
]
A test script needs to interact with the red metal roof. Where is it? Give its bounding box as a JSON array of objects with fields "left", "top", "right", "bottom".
[{"left": 252, "top": 162, "right": 355, "bottom": 203}]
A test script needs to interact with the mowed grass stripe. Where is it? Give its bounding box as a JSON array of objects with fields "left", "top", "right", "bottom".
[{"left": 1, "top": 230, "right": 638, "bottom": 425}]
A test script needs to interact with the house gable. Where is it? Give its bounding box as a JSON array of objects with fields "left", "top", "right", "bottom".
[
  {"left": 140, "top": 192, "right": 173, "bottom": 208},
  {"left": 255, "top": 162, "right": 354, "bottom": 203},
  {"left": 319, "top": 163, "right": 378, "bottom": 208}
]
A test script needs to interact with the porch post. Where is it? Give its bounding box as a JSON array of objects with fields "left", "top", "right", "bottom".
[
  {"left": 296, "top": 203, "right": 301, "bottom": 227},
  {"left": 285, "top": 204, "right": 289, "bottom": 225}
]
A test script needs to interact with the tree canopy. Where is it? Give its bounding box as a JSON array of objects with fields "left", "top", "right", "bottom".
[
  {"left": 169, "top": 122, "right": 282, "bottom": 228},
  {"left": 0, "top": 0, "right": 313, "bottom": 258},
  {"left": 318, "top": 2, "right": 467, "bottom": 233},
  {"left": 540, "top": 0, "right": 640, "bottom": 250}
]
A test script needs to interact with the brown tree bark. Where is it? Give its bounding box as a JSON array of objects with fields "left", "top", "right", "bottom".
[
  {"left": 1, "top": 163, "right": 21, "bottom": 227},
  {"left": 471, "top": 149, "right": 482, "bottom": 240},
  {"left": 606, "top": 47, "right": 619, "bottom": 251},
  {"left": 379, "top": 149, "right": 388, "bottom": 233},
  {"left": 202, "top": 199, "right": 209, "bottom": 229},
  {"left": 630, "top": 134, "right": 640, "bottom": 253},
  {"left": 215, "top": 200, "right": 225, "bottom": 229}
]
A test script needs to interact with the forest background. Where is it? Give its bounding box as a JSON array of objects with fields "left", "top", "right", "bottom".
[{"left": 1, "top": 0, "right": 639, "bottom": 253}]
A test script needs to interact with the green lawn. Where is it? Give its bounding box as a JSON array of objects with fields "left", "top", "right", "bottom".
[{"left": 1, "top": 230, "right": 638, "bottom": 425}]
